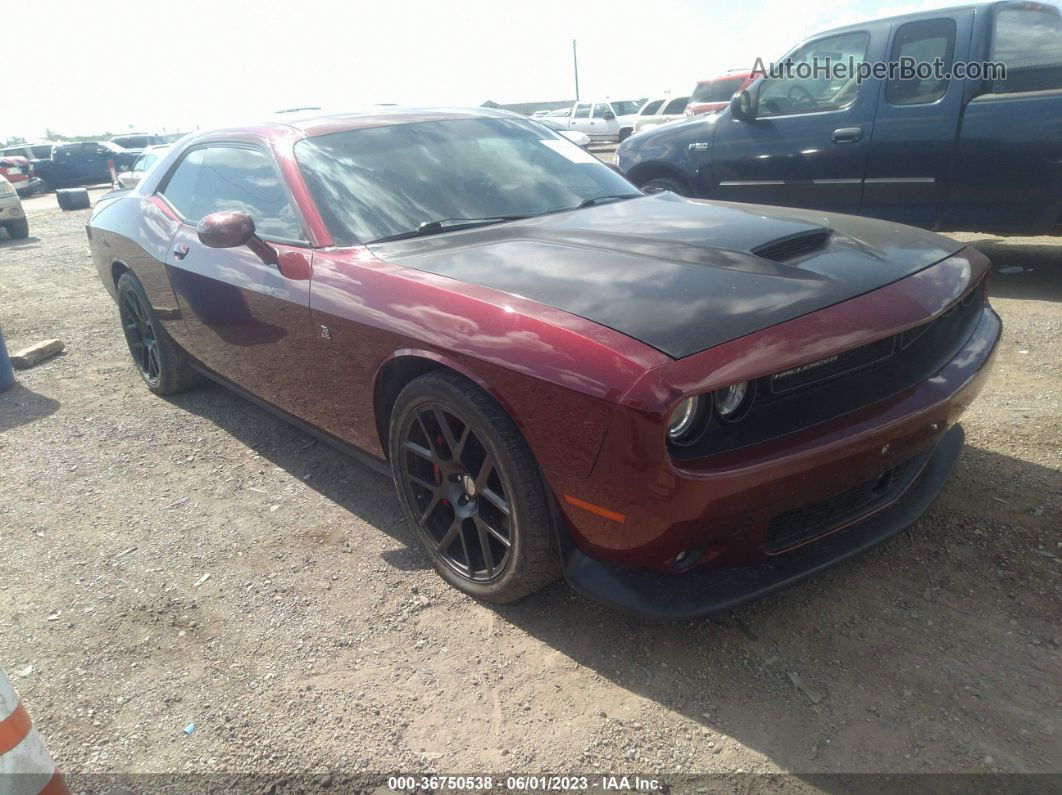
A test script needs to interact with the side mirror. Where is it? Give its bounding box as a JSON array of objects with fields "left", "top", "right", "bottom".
[
  {"left": 729, "top": 89, "right": 758, "bottom": 122},
  {"left": 197, "top": 210, "right": 278, "bottom": 266}
]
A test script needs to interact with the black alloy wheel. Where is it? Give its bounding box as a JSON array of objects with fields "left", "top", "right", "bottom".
[
  {"left": 119, "top": 285, "right": 161, "bottom": 386},
  {"left": 397, "top": 402, "right": 513, "bottom": 582},
  {"left": 115, "top": 271, "right": 202, "bottom": 395},
  {"left": 389, "top": 371, "right": 559, "bottom": 602}
]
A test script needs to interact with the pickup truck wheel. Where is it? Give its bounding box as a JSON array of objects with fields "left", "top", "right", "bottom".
[
  {"left": 618, "top": 127, "right": 633, "bottom": 142},
  {"left": 640, "top": 176, "right": 692, "bottom": 196},
  {"left": 56, "top": 188, "right": 90, "bottom": 211},
  {"left": 389, "top": 370, "right": 560, "bottom": 604},
  {"left": 116, "top": 272, "right": 202, "bottom": 395},
  {"left": 4, "top": 218, "right": 29, "bottom": 239}
]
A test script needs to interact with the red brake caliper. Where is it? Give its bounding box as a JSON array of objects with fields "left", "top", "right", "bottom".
[{"left": 434, "top": 433, "right": 448, "bottom": 505}]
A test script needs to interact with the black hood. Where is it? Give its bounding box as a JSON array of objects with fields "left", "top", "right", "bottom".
[{"left": 371, "top": 193, "right": 964, "bottom": 359}]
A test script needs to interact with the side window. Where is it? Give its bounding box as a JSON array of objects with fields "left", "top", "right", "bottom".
[
  {"left": 758, "top": 31, "right": 870, "bottom": 117},
  {"left": 990, "top": 7, "right": 1062, "bottom": 93},
  {"left": 886, "top": 19, "right": 956, "bottom": 105},
  {"left": 573, "top": 103, "right": 591, "bottom": 118},
  {"left": 641, "top": 100, "right": 665, "bottom": 115},
  {"left": 191, "top": 147, "right": 302, "bottom": 241},
  {"left": 160, "top": 148, "right": 205, "bottom": 218},
  {"left": 663, "top": 97, "right": 689, "bottom": 114}
]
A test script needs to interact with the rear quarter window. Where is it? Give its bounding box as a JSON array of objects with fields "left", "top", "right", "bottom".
[{"left": 990, "top": 6, "right": 1062, "bottom": 93}]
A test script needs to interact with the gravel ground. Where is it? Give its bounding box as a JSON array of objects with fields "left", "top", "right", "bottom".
[{"left": 0, "top": 188, "right": 1059, "bottom": 791}]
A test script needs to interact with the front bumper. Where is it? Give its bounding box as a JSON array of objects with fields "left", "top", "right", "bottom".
[
  {"left": 15, "top": 177, "right": 43, "bottom": 196},
  {"left": 563, "top": 423, "right": 964, "bottom": 620},
  {"left": 553, "top": 295, "right": 1000, "bottom": 618}
]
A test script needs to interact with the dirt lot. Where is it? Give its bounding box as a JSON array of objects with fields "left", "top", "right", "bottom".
[{"left": 0, "top": 187, "right": 1059, "bottom": 790}]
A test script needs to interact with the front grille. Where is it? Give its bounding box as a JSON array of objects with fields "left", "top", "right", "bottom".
[
  {"left": 765, "top": 452, "right": 927, "bottom": 553},
  {"left": 753, "top": 230, "right": 831, "bottom": 262},
  {"left": 669, "top": 278, "right": 987, "bottom": 460},
  {"left": 769, "top": 335, "right": 895, "bottom": 394}
]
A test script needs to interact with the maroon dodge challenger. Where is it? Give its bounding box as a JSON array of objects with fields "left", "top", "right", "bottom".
[{"left": 87, "top": 109, "right": 1000, "bottom": 619}]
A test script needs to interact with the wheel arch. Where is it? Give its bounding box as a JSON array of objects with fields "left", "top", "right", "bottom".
[
  {"left": 372, "top": 350, "right": 528, "bottom": 461},
  {"left": 625, "top": 161, "right": 693, "bottom": 192},
  {"left": 111, "top": 259, "right": 131, "bottom": 288}
]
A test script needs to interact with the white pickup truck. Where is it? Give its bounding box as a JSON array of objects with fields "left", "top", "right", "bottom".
[{"left": 538, "top": 98, "right": 646, "bottom": 143}]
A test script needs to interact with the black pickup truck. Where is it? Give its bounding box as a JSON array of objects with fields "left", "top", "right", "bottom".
[
  {"left": 41, "top": 141, "right": 138, "bottom": 189},
  {"left": 617, "top": 1, "right": 1062, "bottom": 236}
]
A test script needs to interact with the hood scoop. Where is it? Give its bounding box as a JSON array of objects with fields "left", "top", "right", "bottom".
[{"left": 753, "top": 229, "right": 832, "bottom": 263}]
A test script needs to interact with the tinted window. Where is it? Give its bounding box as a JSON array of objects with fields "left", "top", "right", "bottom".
[
  {"left": 160, "top": 148, "right": 205, "bottom": 217},
  {"left": 640, "top": 99, "right": 665, "bottom": 115},
  {"left": 692, "top": 77, "right": 744, "bottom": 102},
  {"left": 592, "top": 103, "right": 614, "bottom": 118},
  {"left": 886, "top": 18, "right": 956, "bottom": 105},
  {"left": 991, "top": 6, "right": 1062, "bottom": 93},
  {"left": 573, "top": 103, "right": 591, "bottom": 118},
  {"left": 295, "top": 117, "right": 637, "bottom": 246},
  {"left": 161, "top": 147, "right": 301, "bottom": 240},
  {"left": 759, "top": 32, "right": 869, "bottom": 116},
  {"left": 31, "top": 145, "right": 52, "bottom": 158},
  {"left": 663, "top": 96, "right": 690, "bottom": 114}
]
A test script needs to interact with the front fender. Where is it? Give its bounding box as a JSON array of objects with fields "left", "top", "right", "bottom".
[{"left": 617, "top": 116, "right": 716, "bottom": 191}]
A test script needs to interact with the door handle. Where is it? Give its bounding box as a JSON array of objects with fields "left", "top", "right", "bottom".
[
  {"left": 832, "top": 127, "right": 863, "bottom": 143},
  {"left": 173, "top": 243, "right": 189, "bottom": 261}
]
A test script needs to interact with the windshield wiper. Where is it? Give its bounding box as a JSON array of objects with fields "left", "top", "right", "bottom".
[
  {"left": 576, "top": 193, "right": 642, "bottom": 209},
  {"left": 367, "top": 214, "right": 536, "bottom": 244}
]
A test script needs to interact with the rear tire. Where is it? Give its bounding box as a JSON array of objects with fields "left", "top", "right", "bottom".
[
  {"left": 4, "top": 218, "right": 29, "bottom": 239},
  {"left": 639, "top": 175, "right": 692, "bottom": 196},
  {"left": 116, "top": 272, "right": 202, "bottom": 395},
  {"left": 389, "top": 370, "right": 560, "bottom": 603}
]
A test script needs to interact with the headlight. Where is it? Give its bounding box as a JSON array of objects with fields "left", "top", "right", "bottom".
[
  {"left": 667, "top": 395, "right": 707, "bottom": 445},
  {"left": 714, "top": 381, "right": 753, "bottom": 422},
  {"left": 0, "top": 180, "right": 14, "bottom": 196}
]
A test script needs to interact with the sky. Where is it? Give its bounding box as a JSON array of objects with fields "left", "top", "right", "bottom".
[{"left": 6, "top": 0, "right": 1058, "bottom": 141}]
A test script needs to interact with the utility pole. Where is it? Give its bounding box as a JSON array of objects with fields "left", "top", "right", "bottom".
[{"left": 572, "top": 39, "right": 580, "bottom": 102}]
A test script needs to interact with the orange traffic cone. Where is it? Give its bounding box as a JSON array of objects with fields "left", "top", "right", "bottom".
[{"left": 0, "top": 667, "right": 70, "bottom": 795}]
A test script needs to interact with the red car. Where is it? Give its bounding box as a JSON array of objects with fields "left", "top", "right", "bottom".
[
  {"left": 685, "top": 71, "right": 757, "bottom": 117},
  {"left": 86, "top": 109, "right": 1000, "bottom": 619},
  {"left": 0, "top": 156, "right": 38, "bottom": 196}
]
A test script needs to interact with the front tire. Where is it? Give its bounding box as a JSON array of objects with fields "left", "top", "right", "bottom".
[
  {"left": 4, "top": 218, "right": 29, "bottom": 239},
  {"left": 639, "top": 175, "right": 692, "bottom": 196},
  {"left": 116, "top": 272, "right": 202, "bottom": 395},
  {"left": 389, "top": 371, "right": 560, "bottom": 603},
  {"left": 618, "top": 128, "right": 633, "bottom": 142}
]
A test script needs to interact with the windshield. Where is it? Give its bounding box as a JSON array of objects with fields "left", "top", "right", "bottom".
[
  {"left": 133, "top": 152, "right": 160, "bottom": 172},
  {"left": 295, "top": 117, "right": 637, "bottom": 246},
  {"left": 692, "top": 77, "right": 745, "bottom": 102}
]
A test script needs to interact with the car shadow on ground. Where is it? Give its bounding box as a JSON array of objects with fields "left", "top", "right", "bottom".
[
  {"left": 963, "top": 237, "right": 1062, "bottom": 303},
  {"left": 164, "top": 379, "right": 1060, "bottom": 775},
  {"left": 0, "top": 382, "right": 60, "bottom": 431},
  {"left": 166, "top": 382, "right": 413, "bottom": 550},
  {"left": 0, "top": 235, "right": 42, "bottom": 249}
]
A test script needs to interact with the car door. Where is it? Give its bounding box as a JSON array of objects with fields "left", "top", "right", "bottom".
[
  {"left": 709, "top": 27, "right": 883, "bottom": 212},
  {"left": 862, "top": 13, "right": 971, "bottom": 227},
  {"left": 156, "top": 144, "right": 326, "bottom": 423},
  {"left": 569, "top": 103, "right": 593, "bottom": 134},
  {"left": 82, "top": 143, "right": 112, "bottom": 183},
  {"left": 590, "top": 102, "right": 619, "bottom": 139}
]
